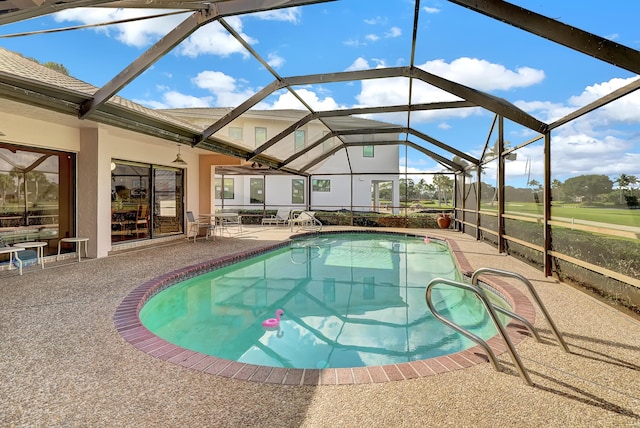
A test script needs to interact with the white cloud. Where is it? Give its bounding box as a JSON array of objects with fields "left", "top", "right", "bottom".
[
  {"left": 164, "top": 91, "right": 212, "bottom": 108},
  {"left": 178, "top": 17, "right": 254, "bottom": 58},
  {"left": 348, "top": 57, "right": 544, "bottom": 123},
  {"left": 363, "top": 26, "right": 402, "bottom": 44},
  {"left": 267, "top": 52, "right": 285, "bottom": 69},
  {"left": 385, "top": 27, "right": 402, "bottom": 38},
  {"left": 251, "top": 7, "right": 302, "bottom": 24},
  {"left": 135, "top": 69, "right": 255, "bottom": 108},
  {"left": 193, "top": 71, "right": 237, "bottom": 94},
  {"left": 54, "top": 8, "right": 187, "bottom": 48},
  {"left": 345, "top": 57, "right": 370, "bottom": 71},
  {"left": 567, "top": 76, "right": 640, "bottom": 123},
  {"left": 354, "top": 75, "right": 472, "bottom": 124},
  {"left": 517, "top": 76, "right": 640, "bottom": 126},
  {"left": 268, "top": 88, "right": 344, "bottom": 111},
  {"left": 423, "top": 6, "right": 440, "bottom": 14},
  {"left": 135, "top": 91, "right": 212, "bottom": 109},
  {"left": 364, "top": 16, "right": 387, "bottom": 25},
  {"left": 508, "top": 76, "right": 640, "bottom": 181},
  {"left": 420, "top": 57, "right": 545, "bottom": 91},
  {"left": 192, "top": 70, "right": 256, "bottom": 106},
  {"left": 54, "top": 9, "right": 255, "bottom": 58},
  {"left": 344, "top": 39, "right": 366, "bottom": 48}
]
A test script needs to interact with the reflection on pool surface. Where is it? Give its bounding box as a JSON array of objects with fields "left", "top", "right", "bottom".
[{"left": 140, "top": 233, "right": 509, "bottom": 369}]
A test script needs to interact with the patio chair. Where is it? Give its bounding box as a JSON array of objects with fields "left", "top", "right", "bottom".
[
  {"left": 135, "top": 205, "right": 149, "bottom": 236},
  {"left": 186, "top": 211, "right": 215, "bottom": 242},
  {"left": 289, "top": 210, "right": 322, "bottom": 232},
  {"left": 261, "top": 208, "right": 291, "bottom": 226},
  {"left": 217, "top": 210, "right": 243, "bottom": 235}
]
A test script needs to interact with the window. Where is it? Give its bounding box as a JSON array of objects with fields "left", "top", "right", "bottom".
[
  {"left": 250, "top": 178, "right": 264, "bottom": 204},
  {"left": 111, "top": 160, "right": 184, "bottom": 243},
  {"left": 0, "top": 143, "right": 74, "bottom": 251},
  {"left": 312, "top": 179, "right": 331, "bottom": 192},
  {"left": 322, "top": 131, "right": 335, "bottom": 153},
  {"left": 294, "top": 130, "right": 306, "bottom": 153},
  {"left": 152, "top": 166, "right": 184, "bottom": 237},
  {"left": 363, "top": 145, "right": 374, "bottom": 157},
  {"left": 292, "top": 179, "right": 305, "bottom": 204},
  {"left": 215, "top": 178, "right": 235, "bottom": 199},
  {"left": 229, "top": 127, "right": 243, "bottom": 141},
  {"left": 255, "top": 127, "right": 267, "bottom": 147}
]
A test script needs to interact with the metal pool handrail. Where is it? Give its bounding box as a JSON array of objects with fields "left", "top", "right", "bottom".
[
  {"left": 471, "top": 267, "right": 570, "bottom": 353},
  {"left": 425, "top": 278, "right": 533, "bottom": 386}
]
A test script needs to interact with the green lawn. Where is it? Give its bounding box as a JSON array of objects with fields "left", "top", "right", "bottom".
[{"left": 485, "top": 202, "right": 640, "bottom": 227}]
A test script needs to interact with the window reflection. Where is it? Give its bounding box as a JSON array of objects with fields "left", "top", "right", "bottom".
[
  {"left": 111, "top": 160, "right": 183, "bottom": 243},
  {"left": 0, "top": 143, "right": 73, "bottom": 256}
]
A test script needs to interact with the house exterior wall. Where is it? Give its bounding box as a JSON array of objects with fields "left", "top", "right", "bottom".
[
  {"left": 214, "top": 174, "right": 308, "bottom": 211},
  {"left": 194, "top": 109, "right": 401, "bottom": 213},
  {"left": 1, "top": 105, "right": 201, "bottom": 259},
  {"left": 199, "top": 153, "right": 242, "bottom": 215}
]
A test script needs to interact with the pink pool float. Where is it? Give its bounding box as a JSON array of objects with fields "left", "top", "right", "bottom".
[
  {"left": 262, "top": 309, "right": 284, "bottom": 328},
  {"left": 424, "top": 236, "right": 430, "bottom": 244}
]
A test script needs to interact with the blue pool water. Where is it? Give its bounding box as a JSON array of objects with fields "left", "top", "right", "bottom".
[{"left": 140, "top": 233, "right": 508, "bottom": 369}]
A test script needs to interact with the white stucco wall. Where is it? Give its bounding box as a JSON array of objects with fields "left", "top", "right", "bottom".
[
  {"left": 3, "top": 106, "right": 201, "bottom": 258},
  {"left": 213, "top": 173, "right": 307, "bottom": 211}
]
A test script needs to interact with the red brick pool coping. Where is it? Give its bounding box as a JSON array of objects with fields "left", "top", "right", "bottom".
[{"left": 114, "top": 231, "right": 537, "bottom": 385}]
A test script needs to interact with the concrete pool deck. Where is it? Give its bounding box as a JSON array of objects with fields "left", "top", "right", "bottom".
[{"left": 1, "top": 226, "right": 639, "bottom": 427}]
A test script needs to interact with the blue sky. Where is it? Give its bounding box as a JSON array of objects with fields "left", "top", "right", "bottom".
[{"left": 0, "top": 0, "right": 639, "bottom": 187}]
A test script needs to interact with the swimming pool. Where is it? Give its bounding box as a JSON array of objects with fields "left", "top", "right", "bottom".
[{"left": 136, "top": 232, "right": 512, "bottom": 370}]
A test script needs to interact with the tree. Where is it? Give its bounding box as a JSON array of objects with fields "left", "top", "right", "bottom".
[
  {"left": 9, "top": 167, "right": 23, "bottom": 200},
  {"left": 629, "top": 175, "right": 638, "bottom": 196},
  {"left": 0, "top": 173, "right": 14, "bottom": 206},
  {"left": 563, "top": 174, "right": 613, "bottom": 203},
  {"left": 551, "top": 179, "right": 562, "bottom": 202},
  {"left": 26, "top": 56, "right": 70, "bottom": 75},
  {"left": 614, "top": 174, "right": 632, "bottom": 203},
  {"left": 42, "top": 62, "right": 70, "bottom": 75},
  {"left": 378, "top": 182, "right": 392, "bottom": 200},
  {"left": 25, "top": 171, "right": 48, "bottom": 205},
  {"left": 527, "top": 179, "right": 542, "bottom": 192},
  {"left": 399, "top": 178, "right": 418, "bottom": 201},
  {"left": 433, "top": 173, "right": 453, "bottom": 207},
  {"left": 483, "top": 139, "right": 512, "bottom": 161},
  {"left": 416, "top": 178, "right": 428, "bottom": 199}
]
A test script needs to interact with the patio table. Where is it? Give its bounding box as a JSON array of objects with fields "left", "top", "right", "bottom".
[
  {"left": 0, "top": 246, "right": 24, "bottom": 275},
  {"left": 200, "top": 213, "right": 242, "bottom": 235},
  {"left": 57, "top": 237, "right": 89, "bottom": 262},
  {"left": 14, "top": 241, "right": 47, "bottom": 269}
]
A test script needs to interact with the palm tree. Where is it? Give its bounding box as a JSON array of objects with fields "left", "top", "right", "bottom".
[
  {"left": 433, "top": 173, "right": 453, "bottom": 207},
  {"left": 9, "top": 168, "right": 21, "bottom": 200},
  {"left": 552, "top": 179, "right": 562, "bottom": 202},
  {"left": 25, "top": 171, "right": 48, "bottom": 206},
  {"left": 527, "top": 178, "right": 541, "bottom": 191},
  {"left": 0, "top": 173, "right": 14, "bottom": 208},
  {"left": 614, "top": 174, "right": 631, "bottom": 203},
  {"left": 628, "top": 175, "right": 638, "bottom": 197}
]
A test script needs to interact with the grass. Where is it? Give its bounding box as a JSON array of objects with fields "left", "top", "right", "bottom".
[{"left": 481, "top": 202, "right": 640, "bottom": 227}]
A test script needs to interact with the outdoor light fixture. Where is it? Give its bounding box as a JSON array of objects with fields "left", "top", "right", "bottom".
[{"left": 172, "top": 145, "right": 187, "bottom": 166}]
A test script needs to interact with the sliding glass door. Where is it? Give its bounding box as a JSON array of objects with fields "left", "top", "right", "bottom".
[
  {"left": 111, "top": 160, "right": 183, "bottom": 243},
  {"left": 153, "top": 166, "right": 184, "bottom": 237}
]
